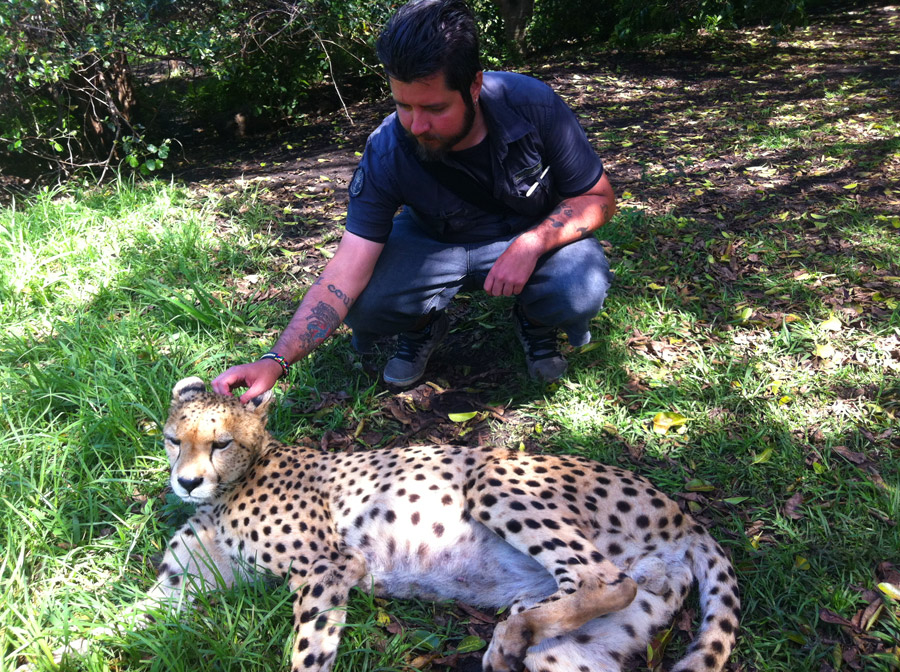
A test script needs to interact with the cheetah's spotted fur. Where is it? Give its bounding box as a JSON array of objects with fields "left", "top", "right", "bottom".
[{"left": 146, "top": 377, "right": 739, "bottom": 672}]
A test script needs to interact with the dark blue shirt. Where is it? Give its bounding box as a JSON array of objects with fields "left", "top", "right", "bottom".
[{"left": 346, "top": 71, "right": 604, "bottom": 244}]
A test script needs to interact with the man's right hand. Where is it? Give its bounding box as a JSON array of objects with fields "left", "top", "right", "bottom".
[
  {"left": 211, "top": 231, "right": 383, "bottom": 405},
  {"left": 212, "top": 358, "right": 284, "bottom": 404}
]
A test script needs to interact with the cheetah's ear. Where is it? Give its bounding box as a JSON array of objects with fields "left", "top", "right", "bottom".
[
  {"left": 244, "top": 388, "right": 275, "bottom": 417},
  {"left": 172, "top": 377, "right": 207, "bottom": 402}
]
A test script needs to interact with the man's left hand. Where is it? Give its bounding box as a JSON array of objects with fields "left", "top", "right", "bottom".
[{"left": 484, "top": 234, "right": 542, "bottom": 296}]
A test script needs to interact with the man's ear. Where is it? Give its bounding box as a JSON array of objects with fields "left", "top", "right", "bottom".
[
  {"left": 470, "top": 70, "right": 483, "bottom": 103},
  {"left": 244, "top": 388, "right": 275, "bottom": 417},
  {"left": 172, "top": 377, "right": 207, "bottom": 403}
]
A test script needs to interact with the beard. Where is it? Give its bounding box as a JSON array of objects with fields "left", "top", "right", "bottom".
[{"left": 409, "top": 98, "right": 476, "bottom": 162}]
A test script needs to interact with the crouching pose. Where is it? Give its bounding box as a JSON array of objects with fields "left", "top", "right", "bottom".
[{"left": 213, "top": 0, "right": 617, "bottom": 398}]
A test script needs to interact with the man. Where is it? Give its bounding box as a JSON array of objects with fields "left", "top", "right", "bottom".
[{"left": 212, "top": 0, "right": 615, "bottom": 403}]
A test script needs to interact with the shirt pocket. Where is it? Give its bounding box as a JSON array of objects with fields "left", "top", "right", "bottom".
[{"left": 509, "top": 160, "right": 555, "bottom": 218}]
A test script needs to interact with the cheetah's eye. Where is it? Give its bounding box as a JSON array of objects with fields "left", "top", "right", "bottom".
[
  {"left": 165, "top": 435, "right": 181, "bottom": 446},
  {"left": 211, "top": 439, "right": 232, "bottom": 452}
]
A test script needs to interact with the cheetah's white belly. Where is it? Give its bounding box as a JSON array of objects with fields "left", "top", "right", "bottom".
[{"left": 354, "top": 520, "right": 557, "bottom": 608}]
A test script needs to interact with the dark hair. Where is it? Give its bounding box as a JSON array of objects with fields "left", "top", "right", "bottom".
[{"left": 376, "top": 0, "right": 482, "bottom": 100}]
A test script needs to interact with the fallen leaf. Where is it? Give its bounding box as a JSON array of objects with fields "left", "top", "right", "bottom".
[
  {"left": 647, "top": 626, "right": 673, "bottom": 668},
  {"left": 455, "top": 602, "right": 496, "bottom": 624},
  {"left": 819, "top": 608, "right": 854, "bottom": 627},
  {"left": 752, "top": 447, "right": 774, "bottom": 464},
  {"left": 877, "top": 582, "right": 900, "bottom": 600},
  {"left": 409, "top": 629, "right": 441, "bottom": 651},
  {"left": 783, "top": 492, "right": 805, "bottom": 520},
  {"left": 454, "top": 635, "right": 486, "bottom": 653},
  {"left": 685, "top": 478, "right": 715, "bottom": 492},
  {"left": 386, "top": 399, "right": 414, "bottom": 425},
  {"left": 876, "top": 562, "right": 900, "bottom": 586},
  {"left": 815, "top": 343, "right": 836, "bottom": 358},
  {"left": 821, "top": 315, "right": 843, "bottom": 332},
  {"left": 851, "top": 599, "right": 884, "bottom": 632},
  {"left": 832, "top": 445, "right": 868, "bottom": 465},
  {"left": 674, "top": 607, "right": 695, "bottom": 634},
  {"left": 652, "top": 411, "right": 688, "bottom": 434},
  {"left": 375, "top": 608, "right": 392, "bottom": 627}
]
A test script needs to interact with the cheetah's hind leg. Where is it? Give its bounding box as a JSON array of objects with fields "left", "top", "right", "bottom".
[
  {"left": 523, "top": 555, "right": 694, "bottom": 672},
  {"left": 472, "top": 507, "right": 637, "bottom": 671}
]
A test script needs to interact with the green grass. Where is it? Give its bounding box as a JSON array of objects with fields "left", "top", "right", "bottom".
[
  {"left": 3, "top": 7, "right": 900, "bottom": 670},
  {"left": 2, "top": 178, "right": 897, "bottom": 671}
]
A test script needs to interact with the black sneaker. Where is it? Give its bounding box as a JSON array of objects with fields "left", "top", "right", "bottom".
[
  {"left": 513, "top": 305, "right": 567, "bottom": 381},
  {"left": 383, "top": 312, "right": 449, "bottom": 386}
]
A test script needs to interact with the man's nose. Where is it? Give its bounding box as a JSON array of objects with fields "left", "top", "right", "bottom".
[{"left": 410, "top": 112, "right": 431, "bottom": 136}]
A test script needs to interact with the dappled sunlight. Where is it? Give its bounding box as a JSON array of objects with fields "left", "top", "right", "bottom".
[
  {"left": 1, "top": 5, "right": 898, "bottom": 672},
  {"left": 0, "top": 183, "right": 223, "bottom": 330}
]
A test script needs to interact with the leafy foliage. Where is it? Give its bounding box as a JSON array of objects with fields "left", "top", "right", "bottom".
[
  {"left": 525, "top": 0, "right": 853, "bottom": 50},
  {"left": 0, "top": 0, "right": 158, "bottom": 176},
  {"left": 0, "top": 0, "right": 393, "bottom": 178},
  {"left": 1, "top": 0, "right": 874, "bottom": 181}
]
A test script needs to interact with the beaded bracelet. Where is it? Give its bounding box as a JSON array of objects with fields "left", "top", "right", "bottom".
[{"left": 259, "top": 351, "right": 290, "bottom": 378}]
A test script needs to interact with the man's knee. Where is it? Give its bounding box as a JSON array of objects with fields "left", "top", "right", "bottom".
[{"left": 528, "top": 238, "right": 613, "bottom": 311}]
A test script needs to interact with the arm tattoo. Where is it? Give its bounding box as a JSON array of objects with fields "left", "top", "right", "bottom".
[
  {"left": 297, "top": 301, "right": 341, "bottom": 352},
  {"left": 326, "top": 283, "right": 354, "bottom": 307},
  {"left": 547, "top": 202, "right": 575, "bottom": 229}
]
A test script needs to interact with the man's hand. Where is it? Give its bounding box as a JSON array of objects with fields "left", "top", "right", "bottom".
[
  {"left": 210, "top": 232, "right": 383, "bottom": 403},
  {"left": 484, "top": 233, "right": 542, "bottom": 296},
  {"left": 484, "top": 174, "right": 616, "bottom": 298},
  {"left": 212, "top": 358, "right": 284, "bottom": 404}
]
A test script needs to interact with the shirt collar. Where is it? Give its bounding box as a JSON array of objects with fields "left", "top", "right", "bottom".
[{"left": 479, "top": 73, "right": 532, "bottom": 146}]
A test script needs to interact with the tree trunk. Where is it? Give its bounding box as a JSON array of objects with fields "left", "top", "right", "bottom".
[
  {"left": 69, "top": 50, "right": 137, "bottom": 161},
  {"left": 494, "top": 0, "right": 534, "bottom": 56}
]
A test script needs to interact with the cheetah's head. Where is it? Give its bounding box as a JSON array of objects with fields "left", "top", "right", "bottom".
[{"left": 163, "top": 377, "right": 274, "bottom": 504}]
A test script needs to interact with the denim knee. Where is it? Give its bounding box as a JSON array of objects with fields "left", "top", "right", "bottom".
[{"left": 520, "top": 238, "right": 613, "bottom": 345}]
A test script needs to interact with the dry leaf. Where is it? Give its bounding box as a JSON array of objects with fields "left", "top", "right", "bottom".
[
  {"left": 783, "top": 492, "right": 805, "bottom": 520},
  {"left": 819, "top": 608, "right": 854, "bottom": 628},
  {"left": 821, "top": 315, "right": 843, "bottom": 332},
  {"left": 832, "top": 445, "right": 868, "bottom": 465}
]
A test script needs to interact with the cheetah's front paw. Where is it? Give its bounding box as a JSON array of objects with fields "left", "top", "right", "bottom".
[{"left": 482, "top": 619, "right": 530, "bottom": 672}]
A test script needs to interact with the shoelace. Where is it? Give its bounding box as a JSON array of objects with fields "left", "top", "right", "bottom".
[
  {"left": 517, "top": 310, "right": 559, "bottom": 361},
  {"left": 394, "top": 324, "right": 433, "bottom": 362},
  {"left": 521, "top": 327, "right": 559, "bottom": 360}
]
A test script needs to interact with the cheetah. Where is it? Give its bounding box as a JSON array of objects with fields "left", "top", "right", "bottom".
[{"left": 138, "top": 377, "right": 740, "bottom": 672}]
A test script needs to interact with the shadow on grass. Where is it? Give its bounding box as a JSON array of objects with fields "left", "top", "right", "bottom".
[{"left": 4, "top": 5, "right": 899, "bottom": 672}]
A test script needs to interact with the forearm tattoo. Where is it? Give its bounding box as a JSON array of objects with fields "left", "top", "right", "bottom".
[
  {"left": 297, "top": 301, "right": 341, "bottom": 352},
  {"left": 546, "top": 200, "right": 610, "bottom": 239},
  {"left": 326, "top": 283, "right": 353, "bottom": 307},
  {"left": 311, "top": 277, "right": 355, "bottom": 308},
  {"left": 547, "top": 202, "right": 575, "bottom": 229}
]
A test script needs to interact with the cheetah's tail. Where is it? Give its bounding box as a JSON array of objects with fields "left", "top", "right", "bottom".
[{"left": 670, "top": 530, "right": 740, "bottom": 672}]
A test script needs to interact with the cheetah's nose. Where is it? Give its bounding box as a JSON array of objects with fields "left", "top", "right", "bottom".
[{"left": 178, "top": 476, "right": 204, "bottom": 494}]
